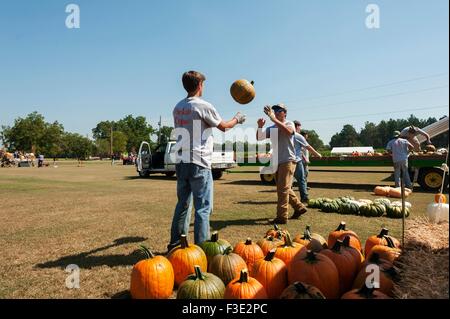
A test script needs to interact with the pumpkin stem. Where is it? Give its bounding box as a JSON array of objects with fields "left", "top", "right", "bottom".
[
  {"left": 293, "top": 282, "right": 308, "bottom": 293},
  {"left": 274, "top": 224, "right": 279, "bottom": 231},
  {"left": 336, "top": 221, "right": 346, "bottom": 231},
  {"left": 283, "top": 232, "right": 295, "bottom": 247},
  {"left": 331, "top": 240, "right": 343, "bottom": 252},
  {"left": 238, "top": 269, "right": 249, "bottom": 283},
  {"left": 358, "top": 283, "right": 375, "bottom": 298},
  {"left": 250, "top": 80, "right": 254, "bottom": 85},
  {"left": 139, "top": 245, "right": 154, "bottom": 259},
  {"left": 303, "top": 226, "right": 312, "bottom": 240},
  {"left": 265, "top": 249, "right": 277, "bottom": 261},
  {"left": 378, "top": 228, "right": 389, "bottom": 238},
  {"left": 245, "top": 238, "right": 252, "bottom": 245},
  {"left": 368, "top": 252, "right": 381, "bottom": 263},
  {"left": 193, "top": 265, "right": 205, "bottom": 280},
  {"left": 180, "top": 234, "right": 189, "bottom": 249},
  {"left": 385, "top": 236, "right": 396, "bottom": 248},
  {"left": 305, "top": 250, "right": 318, "bottom": 263},
  {"left": 223, "top": 246, "right": 233, "bottom": 255},
  {"left": 342, "top": 236, "right": 351, "bottom": 247},
  {"left": 211, "top": 231, "right": 219, "bottom": 242}
]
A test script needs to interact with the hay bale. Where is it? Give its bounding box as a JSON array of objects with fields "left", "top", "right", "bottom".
[{"left": 393, "top": 217, "right": 449, "bottom": 299}]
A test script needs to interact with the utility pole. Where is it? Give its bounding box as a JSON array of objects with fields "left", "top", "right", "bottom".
[
  {"left": 110, "top": 125, "right": 114, "bottom": 165},
  {"left": 157, "top": 116, "right": 162, "bottom": 144}
]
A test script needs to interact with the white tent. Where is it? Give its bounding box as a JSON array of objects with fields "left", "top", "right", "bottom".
[{"left": 331, "top": 147, "right": 374, "bottom": 155}]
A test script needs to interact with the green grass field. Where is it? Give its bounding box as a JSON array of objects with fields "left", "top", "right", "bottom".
[{"left": 0, "top": 161, "right": 438, "bottom": 298}]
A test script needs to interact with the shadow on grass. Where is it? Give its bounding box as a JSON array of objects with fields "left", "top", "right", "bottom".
[
  {"left": 210, "top": 218, "right": 271, "bottom": 231},
  {"left": 236, "top": 200, "right": 278, "bottom": 205},
  {"left": 110, "top": 290, "right": 132, "bottom": 299},
  {"left": 35, "top": 236, "right": 147, "bottom": 270},
  {"left": 123, "top": 175, "right": 177, "bottom": 181}
]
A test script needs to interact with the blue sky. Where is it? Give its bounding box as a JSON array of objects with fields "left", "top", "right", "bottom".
[{"left": 0, "top": 0, "right": 448, "bottom": 145}]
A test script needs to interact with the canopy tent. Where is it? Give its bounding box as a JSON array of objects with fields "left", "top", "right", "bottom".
[{"left": 331, "top": 147, "right": 374, "bottom": 155}]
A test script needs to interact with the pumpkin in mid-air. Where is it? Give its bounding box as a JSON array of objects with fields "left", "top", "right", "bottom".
[{"left": 230, "top": 79, "right": 255, "bottom": 104}]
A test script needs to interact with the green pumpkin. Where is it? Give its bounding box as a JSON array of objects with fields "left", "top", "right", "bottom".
[
  {"left": 307, "top": 199, "right": 319, "bottom": 208},
  {"left": 374, "top": 198, "right": 391, "bottom": 208},
  {"left": 199, "top": 231, "right": 232, "bottom": 264},
  {"left": 177, "top": 265, "right": 225, "bottom": 299},
  {"left": 386, "top": 206, "right": 410, "bottom": 218}
]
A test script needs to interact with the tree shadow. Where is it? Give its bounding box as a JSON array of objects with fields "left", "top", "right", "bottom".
[
  {"left": 210, "top": 218, "right": 271, "bottom": 231},
  {"left": 35, "top": 236, "right": 148, "bottom": 270},
  {"left": 123, "top": 175, "right": 176, "bottom": 181}
]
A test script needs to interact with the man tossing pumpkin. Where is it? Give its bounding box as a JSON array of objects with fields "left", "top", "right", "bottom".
[
  {"left": 256, "top": 104, "right": 307, "bottom": 224},
  {"left": 167, "top": 71, "right": 246, "bottom": 252},
  {"left": 399, "top": 125, "right": 432, "bottom": 152}
]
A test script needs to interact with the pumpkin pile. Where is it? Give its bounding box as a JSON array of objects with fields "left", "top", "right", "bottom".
[
  {"left": 308, "top": 196, "right": 411, "bottom": 218},
  {"left": 130, "top": 224, "right": 403, "bottom": 299}
]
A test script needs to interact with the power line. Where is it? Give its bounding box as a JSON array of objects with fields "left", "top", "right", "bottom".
[
  {"left": 288, "top": 72, "right": 449, "bottom": 102},
  {"left": 299, "top": 85, "right": 448, "bottom": 110},
  {"left": 302, "top": 104, "right": 449, "bottom": 122}
]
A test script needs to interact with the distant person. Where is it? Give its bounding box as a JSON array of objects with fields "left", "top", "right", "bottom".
[
  {"left": 292, "top": 121, "right": 322, "bottom": 203},
  {"left": 38, "top": 154, "right": 44, "bottom": 168},
  {"left": 386, "top": 131, "right": 414, "bottom": 189},
  {"left": 399, "top": 125, "right": 432, "bottom": 152},
  {"left": 167, "top": 70, "right": 246, "bottom": 251},
  {"left": 300, "top": 131, "right": 310, "bottom": 184},
  {"left": 257, "top": 104, "right": 307, "bottom": 224}
]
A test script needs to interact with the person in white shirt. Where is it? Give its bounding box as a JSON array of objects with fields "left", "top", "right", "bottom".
[
  {"left": 168, "top": 70, "right": 246, "bottom": 251},
  {"left": 399, "top": 125, "right": 432, "bottom": 152}
]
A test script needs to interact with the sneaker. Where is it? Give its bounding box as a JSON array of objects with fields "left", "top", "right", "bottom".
[
  {"left": 269, "top": 217, "right": 288, "bottom": 225},
  {"left": 290, "top": 208, "right": 308, "bottom": 219}
]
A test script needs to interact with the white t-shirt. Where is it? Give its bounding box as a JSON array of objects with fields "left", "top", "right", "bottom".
[
  {"left": 172, "top": 97, "right": 222, "bottom": 169},
  {"left": 264, "top": 121, "right": 296, "bottom": 165}
]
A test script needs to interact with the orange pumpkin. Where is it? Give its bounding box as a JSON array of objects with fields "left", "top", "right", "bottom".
[
  {"left": 366, "top": 237, "right": 401, "bottom": 264},
  {"left": 130, "top": 246, "right": 175, "bottom": 299},
  {"left": 265, "top": 224, "right": 285, "bottom": 240},
  {"left": 280, "top": 282, "right": 326, "bottom": 299},
  {"left": 374, "top": 186, "right": 390, "bottom": 196},
  {"left": 252, "top": 249, "right": 288, "bottom": 299},
  {"left": 167, "top": 235, "right": 207, "bottom": 287},
  {"left": 328, "top": 222, "right": 362, "bottom": 253},
  {"left": 352, "top": 253, "right": 397, "bottom": 296},
  {"left": 364, "top": 228, "right": 401, "bottom": 257},
  {"left": 224, "top": 269, "right": 268, "bottom": 299},
  {"left": 257, "top": 235, "right": 283, "bottom": 255},
  {"left": 293, "top": 225, "right": 328, "bottom": 252},
  {"left": 341, "top": 285, "right": 391, "bottom": 299},
  {"left": 342, "top": 236, "right": 364, "bottom": 271},
  {"left": 208, "top": 247, "right": 247, "bottom": 286},
  {"left": 234, "top": 238, "right": 264, "bottom": 273},
  {"left": 319, "top": 240, "right": 357, "bottom": 295},
  {"left": 230, "top": 79, "right": 256, "bottom": 105},
  {"left": 435, "top": 193, "right": 447, "bottom": 204},
  {"left": 274, "top": 232, "right": 305, "bottom": 267},
  {"left": 288, "top": 250, "right": 340, "bottom": 299}
]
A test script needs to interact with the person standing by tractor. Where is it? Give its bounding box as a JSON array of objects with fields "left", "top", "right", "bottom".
[
  {"left": 292, "top": 121, "right": 322, "bottom": 203},
  {"left": 167, "top": 71, "right": 246, "bottom": 251},
  {"left": 257, "top": 104, "right": 307, "bottom": 224},
  {"left": 399, "top": 125, "right": 432, "bottom": 152},
  {"left": 386, "top": 131, "right": 414, "bottom": 189}
]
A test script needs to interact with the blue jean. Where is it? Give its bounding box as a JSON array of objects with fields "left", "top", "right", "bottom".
[
  {"left": 170, "top": 163, "right": 213, "bottom": 246},
  {"left": 293, "top": 160, "right": 308, "bottom": 201},
  {"left": 393, "top": 160, "right": 413, "bottom": 188}
]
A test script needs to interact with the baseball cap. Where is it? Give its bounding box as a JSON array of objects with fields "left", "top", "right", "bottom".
[
  {"left": 293, "top": 120, "right": 301, "bottom": 127},
  {"left": 393, "top": 131, "right": 401, "bottom": 138},
  {"left": 272, "top": 103, "right": 287, "bottom": 112}
]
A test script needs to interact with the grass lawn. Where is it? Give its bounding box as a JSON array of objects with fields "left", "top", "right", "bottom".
[{"left": 0, "top": 161, "right": 439, "bottom": 298}]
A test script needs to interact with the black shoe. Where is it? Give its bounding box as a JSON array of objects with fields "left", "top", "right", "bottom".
[
  {"left": 269, "top": 217, "right": 288, "bottom": 225},
  {"left": 290, "top": 208, "right": 307, "bottom": 219}
]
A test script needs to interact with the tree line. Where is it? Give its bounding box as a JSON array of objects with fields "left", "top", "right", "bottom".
[
  {"left": 330, "top": 115, "right": 448, "bottom": 148},
  {"left": 1, "top": 112, "right": 447, "bottom": 159}
]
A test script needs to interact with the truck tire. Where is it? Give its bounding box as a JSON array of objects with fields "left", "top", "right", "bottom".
[
  {"left": 418, "top": 168, "right": 447, "bottom": 192},
  {"left": 165, "top": 172, "right": 176, "bottom": 177},
  {"left": 260, "top": 173, "right": 276, "bottom": 185},
  {"left": 139, "top": 170, "right": 150, "bottom": 178},
  {"left": 212, "top": 170, "right": 223, "bottom": 180}
]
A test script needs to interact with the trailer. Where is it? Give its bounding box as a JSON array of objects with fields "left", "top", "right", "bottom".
[{"left": 251, "top": 153, "right": 448, "bottom": 192}]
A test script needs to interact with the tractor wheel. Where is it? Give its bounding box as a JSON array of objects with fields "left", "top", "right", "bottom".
[
  {"left": 165, "top": 172, "right": 176, "bottom": 178},
  {"left": 418, "top": 168, "right": 447, "bottom": 192},
  {"left": 260, "top": 173, "right": 276, "bottom": 185},
  {"left": 212, "top": 170, "right": 223, "bottom": 180}
]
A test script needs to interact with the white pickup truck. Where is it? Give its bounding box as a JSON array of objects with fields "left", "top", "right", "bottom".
[{"left": 136, "top": 141, "right": 237, "bottom": 180}]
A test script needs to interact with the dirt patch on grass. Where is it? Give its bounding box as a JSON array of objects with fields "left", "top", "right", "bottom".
[{"left": 393, "top": 217, "right": 449, "bottom": 299}]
